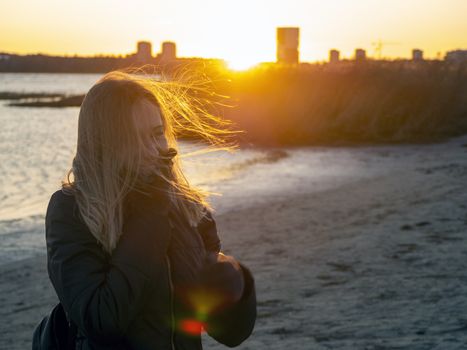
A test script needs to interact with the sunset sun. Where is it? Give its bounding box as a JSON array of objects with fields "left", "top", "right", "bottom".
[
  {"left": 195, "top": 0, "right": 275, "bottom": 70},
  {"left": 226, "top": 56, "right": 262, "bottom": 71}
]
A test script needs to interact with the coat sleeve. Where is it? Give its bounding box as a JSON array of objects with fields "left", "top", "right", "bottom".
[
  {"left": 45, "top": 190, "right": 172, "bottom": 346},
  {"left": 204, "top": 262, "right": 257, "bottom": 347},
  {"left": 196, "top": 210, "right": 257, "bottom": 347}
]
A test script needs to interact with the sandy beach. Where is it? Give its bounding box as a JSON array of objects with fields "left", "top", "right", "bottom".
[{"left": 1, "top": 137, "right": 467, "bottom": 350}]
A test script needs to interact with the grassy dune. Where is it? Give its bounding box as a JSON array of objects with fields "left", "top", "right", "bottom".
[{"left": 215, "top": 61, "right": 467, "bottom": 146}]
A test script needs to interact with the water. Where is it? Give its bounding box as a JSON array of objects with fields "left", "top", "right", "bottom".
[
  {"left": 0, "top": 73, "right": 102, "bottom": 94},
  {"left": 0, "top": 73, "right": 425, "bottom": 266},
  {"left": 0, "top": 73, "right": 281, "bottom": 264}
]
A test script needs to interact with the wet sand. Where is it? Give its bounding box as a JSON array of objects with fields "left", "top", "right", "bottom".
[{"left": 1, "top": 138, "right": 467, "bottom": 349}]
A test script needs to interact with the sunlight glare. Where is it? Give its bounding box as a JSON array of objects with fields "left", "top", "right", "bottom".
[{"left": 227, "top": 57, "right": 260, "bottom": 71}]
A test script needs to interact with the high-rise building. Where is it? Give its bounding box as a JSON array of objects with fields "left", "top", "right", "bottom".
[
  {"left": 277, "top": 27, "right": 300, "bottom": 64},
  {"left": 136, "top": 41, "right": 152, "bottom": 63},
  {"left": 329, "top": 49, "right": 340, "bottom": 63},
  {"left": 160, "top": 42, "right": 177, "bottom": 62},
  {"left": 445, "top": 49, "right": 467, "bottom": 63},
  {"left": 355, "top": 48, "right": 366, "bottom": 62},
  {"left": 412, "top": 49, "right": 424, "bottom": 61}
]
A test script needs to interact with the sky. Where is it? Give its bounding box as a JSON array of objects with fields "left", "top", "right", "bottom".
[{"left": 1, "top": 0, "right": 466, "bottom": 69}]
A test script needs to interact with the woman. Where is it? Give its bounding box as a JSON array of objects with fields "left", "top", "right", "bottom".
[{"left": 44, "top": 70, "right": 256, "bottom": 349}]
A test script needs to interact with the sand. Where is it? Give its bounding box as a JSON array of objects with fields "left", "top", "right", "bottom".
[{"left": 1, "top": 138, "right": 467, "bottom": 350}]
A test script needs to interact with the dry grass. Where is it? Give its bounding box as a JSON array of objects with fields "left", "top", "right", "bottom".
[{"left": 197, "top": 61, "right": 467, "bottom": 146}]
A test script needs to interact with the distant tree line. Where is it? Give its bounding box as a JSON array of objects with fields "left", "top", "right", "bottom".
[{"left": 0, "top": 53, "right": 224, "bottom": 74}]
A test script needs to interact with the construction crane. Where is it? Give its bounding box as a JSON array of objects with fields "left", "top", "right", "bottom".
[{"left": 371, "top": 39, "right": 401, "bottom": 59}]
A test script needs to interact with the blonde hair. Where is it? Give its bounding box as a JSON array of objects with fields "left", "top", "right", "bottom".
[{"left": 61, "top": 67, "right": 238, "bottom": 254}]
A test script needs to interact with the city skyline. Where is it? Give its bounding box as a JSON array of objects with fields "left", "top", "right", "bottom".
[{"left": 1, "top": 0, "right": 466, "bottom": 69}]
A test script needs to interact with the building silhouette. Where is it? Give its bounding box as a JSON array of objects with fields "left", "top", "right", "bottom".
[
  {"left": 277, "top": 27, "right": 300, "bottom": 64},
  {"left": 329, "top": 49, "right": 340, "bottom": 63},
  {"left": 412, "top": 49, "right": 424, "bottom": 61},
  {"left": 136, "top": 41, "right": 153, "bottom": 63},
  {"left": 355, "top": 48, "right": 366, "bottom": 62},
  {"left": 158, "top": 41, "right": 177, "bottom": 62},
  {"left": 445, "top": 50, "right": 467, "bottom": 63}
]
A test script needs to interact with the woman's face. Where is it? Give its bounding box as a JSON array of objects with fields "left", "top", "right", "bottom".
[{"left": 133, "top": 99, "right": 170, "bottom": 179}]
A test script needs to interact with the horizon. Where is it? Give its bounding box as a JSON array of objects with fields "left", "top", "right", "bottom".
[{"left": 1, "top": 0, "right": 467, "bottom": 69}]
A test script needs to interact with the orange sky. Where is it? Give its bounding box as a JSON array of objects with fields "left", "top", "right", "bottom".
[{"left": 1, "top": 0, "right": 466, "bottom": 69}]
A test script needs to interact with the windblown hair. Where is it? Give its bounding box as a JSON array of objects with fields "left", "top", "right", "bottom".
[{"left": 61, "top": 67, "right": 237, "bottom": 254}]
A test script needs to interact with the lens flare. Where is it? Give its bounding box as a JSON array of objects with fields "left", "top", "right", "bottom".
[
  {"left": 174, "top": 286, "right": 231, "bottom": 336},
  {"left": 179, "top": 319, "right": 206, "bottom": 335}
]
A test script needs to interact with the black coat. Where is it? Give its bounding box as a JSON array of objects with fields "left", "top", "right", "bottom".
[{"left": 45, "top": 189, "right": 256, "bottom": 349}]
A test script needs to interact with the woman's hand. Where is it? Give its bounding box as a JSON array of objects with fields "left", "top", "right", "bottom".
[{"left": 197, "top": 252, "right": 245, "bottom": 305}]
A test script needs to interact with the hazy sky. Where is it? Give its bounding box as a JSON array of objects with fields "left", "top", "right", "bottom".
[{"left": 1, "top": 0, "right": 466, "bottom": 68}]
